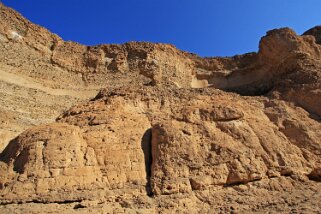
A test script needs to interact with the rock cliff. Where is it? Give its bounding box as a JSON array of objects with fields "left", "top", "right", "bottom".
[{"left": 0, "top": 3, "right": 320, "bottom": 213}]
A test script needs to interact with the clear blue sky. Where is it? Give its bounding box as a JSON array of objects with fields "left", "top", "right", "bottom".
[{"left": 2, "top": 0, "right": 321, "bottom": 56}]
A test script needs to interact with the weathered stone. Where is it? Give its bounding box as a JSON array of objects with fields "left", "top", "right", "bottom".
[{"left": 0, "top": 2, "right": 321, "bottom": 213}]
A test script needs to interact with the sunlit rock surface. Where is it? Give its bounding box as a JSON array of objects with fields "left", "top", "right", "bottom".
[{"left": 0, "top": 2, "right": 321, "bottom": 213}]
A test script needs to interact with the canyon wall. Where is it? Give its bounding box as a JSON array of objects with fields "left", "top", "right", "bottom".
[{"left": 0, "top": 3, "right": 321, "bottom": 213}]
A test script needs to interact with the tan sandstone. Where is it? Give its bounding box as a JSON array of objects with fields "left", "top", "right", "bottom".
[{"left": 0, "top": 2, "right": 320, "bottom": 213}]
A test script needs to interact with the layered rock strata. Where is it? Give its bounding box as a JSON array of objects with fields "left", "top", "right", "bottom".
[{"left": 0, "top": 2, "right": 321, "bottom": 213}]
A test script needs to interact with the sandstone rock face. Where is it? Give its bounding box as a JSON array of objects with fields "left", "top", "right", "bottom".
[
  {"left": 0, "top": 124, "right": 102, "bottom": 202},
  {"left": 0, "top": 2, "right": 200, "bottom": 151},
  {"left": 0, "top": 2, "right": 321, "bottom": 213}
]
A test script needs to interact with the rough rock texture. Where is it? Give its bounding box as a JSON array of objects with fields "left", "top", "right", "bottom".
[
  {"left": 0, "top": 2, "right": 321, "bottom": 213},
  {"left": 304, "top": 25, "right": 321, "bottom": 45}
]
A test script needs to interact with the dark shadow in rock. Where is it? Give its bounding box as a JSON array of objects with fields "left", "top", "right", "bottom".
[
  {"left": 308, "top": 169, "right": 321, "bottom": 182},
  {"left": 141, "top": 128, "right": 153, "bottom": 196},
  {"left": 0, "top": 137, "right": 31, "bottom": 174},
  {"left": 73, "top": 203, "right": 86, "bottom": 209},
  {"left": 224, "top": 83, "right": 274, "bottom": 96},
  {"left": 0, "top": 137, "right": 19, "bottom": 164}
]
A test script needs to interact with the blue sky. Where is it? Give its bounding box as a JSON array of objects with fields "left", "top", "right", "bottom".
[{"left": 2, "top": 0, "right": 321, "bottom": 56}]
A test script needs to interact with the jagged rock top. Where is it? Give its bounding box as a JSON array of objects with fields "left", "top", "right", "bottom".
[{"left": 303, "top": 25, "right": 321, "bottom": 45}]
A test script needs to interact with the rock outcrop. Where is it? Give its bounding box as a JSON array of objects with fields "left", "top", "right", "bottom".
[
  {"left": 0, "top": 2, "right": 321, "bottom": 213},
  {"left": 304, "top": 25, "right": 321, "bottom": 45}
]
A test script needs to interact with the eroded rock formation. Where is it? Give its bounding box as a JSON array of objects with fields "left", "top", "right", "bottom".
[{"left": 0, "top": 3, "right": 321, "bottom": 213}]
